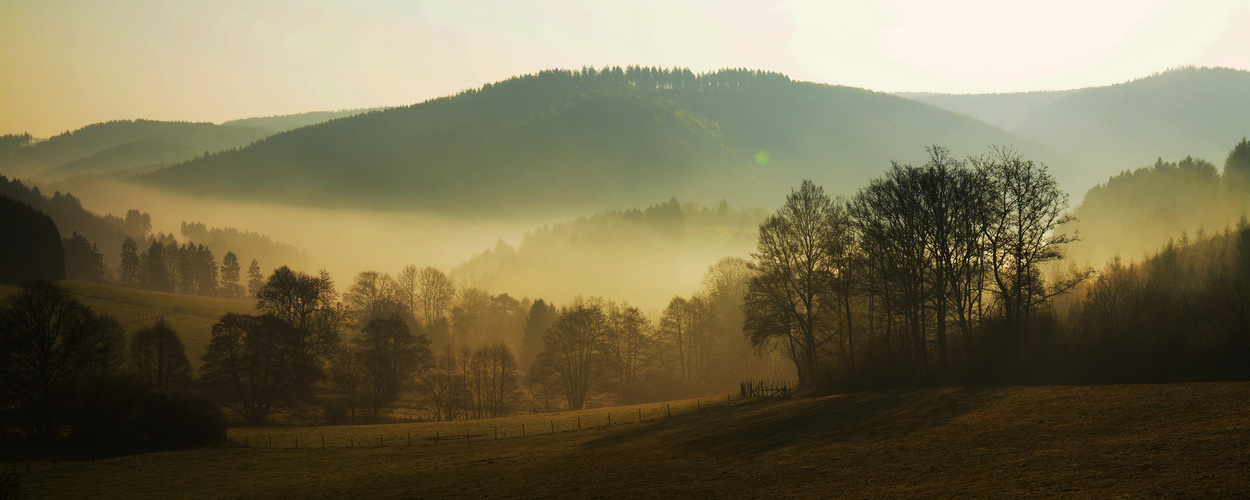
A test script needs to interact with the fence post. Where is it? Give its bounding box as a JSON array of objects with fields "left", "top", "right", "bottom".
[
  {"left": 435, "top": 430, "right": 439, "bottom": 443},
  {"left": 380, "top": 434, "right": 383, "bottom": 447},
  {"left": 667, "top": 404, "right": 671, "bottom": 417},
  {"left": 521, "top": 424, "right": 525, "bottom": 437},
  {"left": 577, "top": 417, "right": 581, "bottom": 430},
  {"left": 551, "top": 419, "right": 554, "bottom": 434},
  {"left": 322, "top": 434, "right": 325, "bottom": 449},
  {"left": 728, "top": 394, "right": 732, "bottom": 406},
  {"left": 295, "top": 436, "right": 298, "bottom": 449},
  {"left": 408, "top": 432, "right": 411, "bottom": 446},
  {"left": 350, "top": 435, "right": 353, "bottom": 448},
  {"left": 268, "top": 436, "right": 272, "bottom": 448},
  {"left": 494, "top": 427, "right": 498, "bottom": 440},
  {"left": 638, "top": 407, "right": 642, "bottom": 422},
  {"left": 608, "top": 413, "right": 611, "bottom": 425}
]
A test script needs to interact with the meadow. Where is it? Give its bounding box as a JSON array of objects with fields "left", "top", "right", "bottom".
[{"left": 11, "top": 382, "right": 1249, "bottom": 498}]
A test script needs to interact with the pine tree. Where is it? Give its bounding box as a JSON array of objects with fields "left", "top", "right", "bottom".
[{"left": 120, "top": 236, "right": 140, "bottom": 286}]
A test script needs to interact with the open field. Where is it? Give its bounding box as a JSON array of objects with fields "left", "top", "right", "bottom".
[
  {"left": 0, "top": 280, "right": 255, "bottom": 367},
  {"left": 11, "top": 382, "right": 1250, "bottom": 498}
]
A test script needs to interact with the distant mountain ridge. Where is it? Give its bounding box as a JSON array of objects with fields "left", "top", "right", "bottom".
[
  {"left": 136, "top": 67, "right": 1063, "bottom": 215},
  {"left": 0, "top": 108, "right": 377, "bottom": 182},
  {"left": 901, "top": 66, "right": 1250, "bottom": 193}
]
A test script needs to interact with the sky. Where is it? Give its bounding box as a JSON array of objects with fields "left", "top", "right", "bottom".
[{"left": 2, "top": 0, "right": 1247, "bottom": 137}]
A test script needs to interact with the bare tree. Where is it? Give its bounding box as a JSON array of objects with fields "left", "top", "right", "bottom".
[
  {"left": 534, "top": 302, "right": 610, "bottom": 410},
  {"left": 974, "top": 147, "right": 1093, "bottom": 364},
  {"left": 744, "top": 180, "right": 846, "bottom": 386},
  {"left": 416, "top": 267, "right": 456, "bottom": 328}
]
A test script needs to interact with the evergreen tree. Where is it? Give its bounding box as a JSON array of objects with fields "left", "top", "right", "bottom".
[{"left": 220, "top": 251, "right": 242, "bottom": 299}]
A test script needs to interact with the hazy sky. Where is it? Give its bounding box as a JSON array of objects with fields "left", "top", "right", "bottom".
[{"left": 2, "top": 0, "right": 1247, "bottom": 137}]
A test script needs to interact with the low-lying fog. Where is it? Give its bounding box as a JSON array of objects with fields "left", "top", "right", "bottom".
[{"left": 61, "top": 178, "right": 754, "bottom": 310}]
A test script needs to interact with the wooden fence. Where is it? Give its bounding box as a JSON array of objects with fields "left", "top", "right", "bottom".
[{"left": 740, "top": 380, "right": 794, "bottom": 400}]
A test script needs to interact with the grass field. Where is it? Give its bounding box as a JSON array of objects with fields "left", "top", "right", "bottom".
[
  {"left": 11, "top": 382, "right": 1250, "bottom": 498},
  {"left": 0, "top": 280, "right": 255, "bottom": 367}
]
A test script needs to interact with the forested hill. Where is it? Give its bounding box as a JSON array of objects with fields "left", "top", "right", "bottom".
[
  {"left": 901, "top": 66, "right": 1250, "bottom": 192},
  {"left": 137, "top": 68, "right": 1061, "bottom": 215}
]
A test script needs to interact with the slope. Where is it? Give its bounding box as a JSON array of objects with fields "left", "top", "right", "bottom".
[
  {"left": 137, "top": 68, "right": 1067, "bottom": 216},
  {"left": 17, "top": 383, "right": 1250, "bottom": 497}
]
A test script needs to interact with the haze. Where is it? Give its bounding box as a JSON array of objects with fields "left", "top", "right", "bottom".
[{"left": 3, "top": 0, "right": 1247, "bottom": 137}]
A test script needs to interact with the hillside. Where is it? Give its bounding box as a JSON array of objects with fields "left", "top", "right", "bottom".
[
  {"left": 137, "top": 68, "right": 1064, "bottom": 215},
  {"left": 15, "top": 383, "right": 1250, "bottom": 497},
  {"left": 904, "top": 67, "right": 1250, "bottom": 194},
  {"left": 0, "top": 280, "right": 255, "bottom": 368}
]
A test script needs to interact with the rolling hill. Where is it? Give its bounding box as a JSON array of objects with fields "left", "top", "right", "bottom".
[
  {"left": 136, "top": 68, "right": 1068, "bottom": 215},
  {"left": 902, "top": 66, "right": 1250, "bottom": 194}
]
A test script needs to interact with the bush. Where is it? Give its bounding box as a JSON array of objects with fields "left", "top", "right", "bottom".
[
  {"left": 131, "top": 391, "right": 228, "bottom": 449},
  {"left": 323, "top": 404, "right": 349, "bottom": 426}
]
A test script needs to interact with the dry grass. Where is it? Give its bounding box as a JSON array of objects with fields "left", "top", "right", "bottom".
[
  {"left": 0, "top": 280, "right": 254, "bottom": 367},
  {"left": 12, "top": 382, "right": 1250, "bottom": 498}
]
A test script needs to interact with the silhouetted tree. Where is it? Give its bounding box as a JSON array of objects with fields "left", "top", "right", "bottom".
[
  {"left": 129, "top": 317, "right": 193, "bottom": 391},
  {"left": 355, "top": 313, "right": 432, "bottom": 420},
  {"left": 219, "top": 251, "right": 242, "bottom": 299},
  {"left": 520, "top": 299, "right": 557, "bottom": 372},
  {"left": 62, "top": 232, "right": 105, "bottom": 283},
  {"left": 142, "top": 240, "right": 173, "bottom": 292},
  {"left": 246, "top": 259, "right": 264, "bottom": 298},
  {"left": 416, "top": 267, "right": 456, "bottom": 328},
  {"left": 744, "top": 180, "right": 847, "bottom": 386},
  {"left": 0, "top": 282, "right": 120, "bottom": 440},
  {"left": 199, "top": 313, "right": 305, "bottom": 424},
  {"left": 344, "top": 271, "right": 402, "bottom": 325}
]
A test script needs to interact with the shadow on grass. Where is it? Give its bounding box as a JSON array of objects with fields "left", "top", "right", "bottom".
[{"left": 583, "top": 386, "right": 1005, "bottom": 456}]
